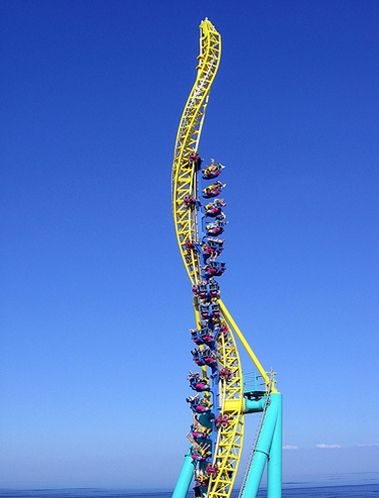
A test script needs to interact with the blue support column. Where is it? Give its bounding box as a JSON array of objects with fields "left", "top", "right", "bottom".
[
  {"left": 172, "top": 449, "right": 195, "bottom": 498},
  {"left": 267, "top": 393, "right": 282, "bottom": 498},
  {"left": 240, "top": 393, "right": 281, "bottom": 498}
]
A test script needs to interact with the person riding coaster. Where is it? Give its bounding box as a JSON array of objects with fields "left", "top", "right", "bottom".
[
  {"left": 199, "top": 326, "right": 214, "bottom": 345},
  {"left": 206, "top": 237, "right": 224, "bottom": 249},
  {"left": 199, "top": 303, "right": 211, "bottom": 320},
  {"left": 186, "top": 393, "right": 212, "bottom": 413},
  {"left": 201, "top": 160, "right": 225, "bottom": 180},
  {"left": 190, "top": 446, "right": 211, "bottom": 462},
  {"left": 210, "top": 303, "right": 220, "bottom": 318},
  {"left": 204, "top": 198, "right": 226, "bottom": 217},
  {"left": 215, "top": 211, "right": 227, "bottom": 222},
  {"left": 201, "top": 242, "right": 217, "bottom": 261},
  {"left": 205, "top": 205, "right": 221, "bottom": 217},
  {"left": 205, "top": 463, "right": 218, "bottom": 477},
  {"left": 188, "top": 371, "right": 210, "bottom": 392},
  {"left": 202, "top": 238, "right": 224, "bottom": 260},
  {"left": 190, "top": 325, "right": 214, "bottom": 346},
  {"left": 190, "top": 419, "right": 212, "bottom": 441},
  {"left": 208, "top": 278, "right": 220, "bottom": 298},
  {"left": 202, "top": 181, "right": 226, "bottom": 198},
  {"left": 203, "top": 261, "right": 226, "bottom": 277},
  {"left": 183, "top": 195, "right": 197, "bottom": 209},
  {"left": 190, "top": 328, "right": 203, "bottom": 345},
  {"left": 206, "top": 220, "right": 225, "bottom": 236},
  {"left": 189, "top": 151, "right": 202, "bottom": 169},
  {"left": 219, "top": 367, "right": 233, "bottom": 380},
  {"left": 191, "top": 412, "right": 212, "bottom": 432},
  {"left": 197, "top": 281, "right": 208, "bottom": 299},
  {"left": 195, "top": 472, "right": 209, "bottom": 486},
  {"left": 183, "top": 239, "right": 195, "bottom": 251},
  {"left": 215, "top": 414, "right": 229, "bottom": 428},
  {"left": 192, "top": 281, "right": 208, "bottom": 298},
  {"left": 205, "top": 197, "right": 226, "bottom": 211},
  {"left": 191, "top": 347, "right": 218, "bottom": 369}
]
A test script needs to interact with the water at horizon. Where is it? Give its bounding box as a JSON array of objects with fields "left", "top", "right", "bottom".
[{"left": 1, "top": 483, "right": 379, "bottom": 498}]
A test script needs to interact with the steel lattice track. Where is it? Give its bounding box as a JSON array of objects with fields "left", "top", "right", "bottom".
[{"left": 171, "top": 19, "right": 245, "bottom": 498}]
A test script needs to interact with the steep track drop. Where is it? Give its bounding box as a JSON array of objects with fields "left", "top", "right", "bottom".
[{"left": 171, "top": 19, "right": 282, "bottom": 498}]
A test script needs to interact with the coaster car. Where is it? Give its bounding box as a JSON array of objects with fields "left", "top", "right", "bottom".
[
  {"left": 201, "top": 243, "right": 216, "bottom": 260},
  {"left": 205, "top": 205, "right": 221, "bottom": 217},
  {"left": 186, "top": 393, "right": 212, "bottom": 413},
  {"left": 205, "top": 238, "right": 224, "bottom": 255},
  {"left": 192, "top": 347, "right": 218, "bottom": 369},
  {"left": 200, "top": 303, "right": 211, "bottom": 320},
  {"left": 206, "top": 220, "right": 225, "bottom": 236},
  {"left": 191, "top": 424, "right": 211, "bottom": 441},
  {"left": 201, "top": 161, "right": 224, "bottom": 180},
  {"left": 204, "top": 198, "right": 226, "bottom": 217},
  {"left": 197, "top": 281, "right": 208, "bottom": 299},
  {"left": 199, "top": 326, "right": 214, "bottom": 344},
  {"left": 188, "top": 372, "right": 210, "bottom": 392},
  {"left": 202, "top": 181, "right": 226, "bottom": 199},
  {"left": 208, "top": 278, "right": 220, "bottom": 298},
  {"left": 203, "top": 261, "right": 226, "bottom": 277},
  {"left": 211, "top": 303, "right": 220, "bottom": 318},
  {"left": 191, "top": 326, "right": 214, "bottom": 345},
  {"left": 190, "top": 328, "right": 203, "bottom": 345}
]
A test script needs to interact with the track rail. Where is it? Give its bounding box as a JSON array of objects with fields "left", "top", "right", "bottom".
[
  {"left": 172, "top": 19, "right": 221, "bottom": 285},
  {"left": 171, "top": 19, "right": 279, "bottom": 498},
  {"left": 171, "top": 19, "right": 244, "bottom": 498}
]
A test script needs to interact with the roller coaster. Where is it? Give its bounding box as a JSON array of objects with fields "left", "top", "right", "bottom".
[{"left": 171, "top": 19, "right": 282, "bottom": 498}]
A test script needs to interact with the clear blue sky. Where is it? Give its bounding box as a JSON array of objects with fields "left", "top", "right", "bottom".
[{"left": 1, "top": 0, "right": 378, "bottom": 490}]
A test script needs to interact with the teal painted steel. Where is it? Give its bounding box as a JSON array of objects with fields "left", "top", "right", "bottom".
[
  {"left": 172, "top": 450, "right": 195, "bottom": 498},
  {"left": 240, "top": 394, "right": 281, "bottom": 498},
  {"left": 268, "top": 393, "right": 282, "bottom": 498},
  {"left": 244, "top": 397, "right": 266, "bottom": 413}
]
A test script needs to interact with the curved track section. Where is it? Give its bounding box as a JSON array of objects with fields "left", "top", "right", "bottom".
[
  {"left": 172, "top": 19, "right": 221, "bottom": 285},
  {"left": 171, "top": 19, "right": 245, "bottom": 498}
]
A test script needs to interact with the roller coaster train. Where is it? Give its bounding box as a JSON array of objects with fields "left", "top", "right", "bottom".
[{"left": 170, "top": 19, "right": 282, "bottom": 498}]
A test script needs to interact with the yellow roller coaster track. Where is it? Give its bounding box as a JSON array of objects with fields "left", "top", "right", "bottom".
[
  {"left": 172, "top": 19, "right": 221, "bottom": 286},
  {"left": 172, "top": 19, "right": 276, "bottom": 498}
]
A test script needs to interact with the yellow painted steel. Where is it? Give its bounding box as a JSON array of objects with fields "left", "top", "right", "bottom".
[
  {"left": 172, "top": 18, "right": 221, "bottom": 285},
  {"left": 219, "top": 300, "right": 278, "bottom": 394},
  {"left": 207, "top": 322, "right": 244, "bottom": 498},
  {"left": 171, "top": 19, "right": 275, "bottom": 498}
]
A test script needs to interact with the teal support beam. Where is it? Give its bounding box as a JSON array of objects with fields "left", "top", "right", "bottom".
[
  {"left": 240, "top": 393, "right": 281, "bottom": 498},
  {"left": 267, "top": 393, "right": 282, "bottom": 497},
  {"left": 172, "top": 449, "right": 195, "bottom": 498}
]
